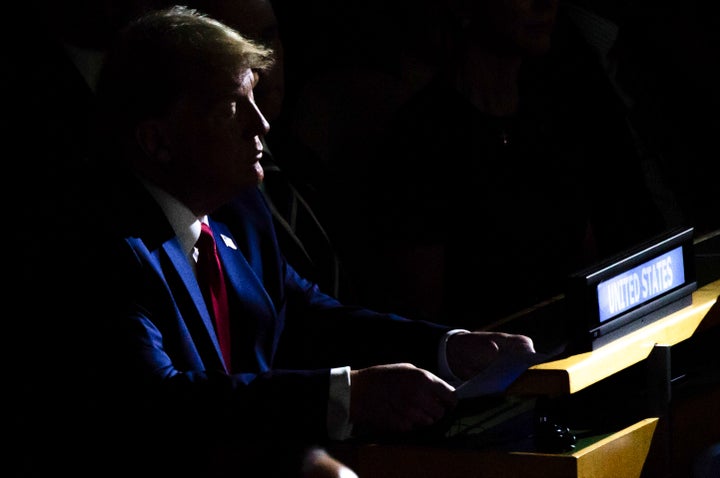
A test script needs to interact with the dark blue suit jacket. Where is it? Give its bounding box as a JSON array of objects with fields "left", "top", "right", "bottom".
[{"left": 84, "top": 171, "right": 452, "bottom": 457}]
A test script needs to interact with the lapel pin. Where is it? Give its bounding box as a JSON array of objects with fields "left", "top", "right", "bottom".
[{"left": 220, "top": 234, "right": 238, "bottom": 250}]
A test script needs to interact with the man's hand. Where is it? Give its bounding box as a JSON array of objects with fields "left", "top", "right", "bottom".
[
  {"left": 446, "top": 331, "right": 536, "bottom": 381},
  {"left": 349, "top": 363, "right": 457, "bottom": 436}
]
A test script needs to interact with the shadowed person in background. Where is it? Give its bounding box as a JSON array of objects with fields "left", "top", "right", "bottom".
[
  {"left": 7, "top": 1, "right": 165, "bottom": 476},
  {"left": 319, "top": 0, "right": 680, "bottom": 331}
]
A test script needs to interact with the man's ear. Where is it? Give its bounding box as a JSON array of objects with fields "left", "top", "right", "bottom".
[{"left": 136, "top": 119, "right": 171, "bottom": 164}]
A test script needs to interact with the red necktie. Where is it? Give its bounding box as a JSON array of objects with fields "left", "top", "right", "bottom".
[{"left": 196, "top": 223, "right": 232, "bottom": 372}]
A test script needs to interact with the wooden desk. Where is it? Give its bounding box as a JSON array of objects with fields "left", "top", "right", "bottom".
[{"left": 333, "top": 418, "right": 658, "bottom": 478}]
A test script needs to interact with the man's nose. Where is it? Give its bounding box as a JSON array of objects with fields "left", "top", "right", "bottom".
[{"left": 252, "top": 101, "right": 271, "bottom": 136}]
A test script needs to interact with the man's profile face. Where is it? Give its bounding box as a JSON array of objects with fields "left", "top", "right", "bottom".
[{"left": 162, "top": 67, "right": 270, "bottom": 207}]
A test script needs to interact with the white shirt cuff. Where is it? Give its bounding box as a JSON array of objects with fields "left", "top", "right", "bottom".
[
  {"left": 327, "top": 366, "right": 353, "bottom": 441},
  {"left": 437, "top": 329, "right": 469, "bottom": 386}
]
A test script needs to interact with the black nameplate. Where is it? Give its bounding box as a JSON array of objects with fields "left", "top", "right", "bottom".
[{"left": 565, "top": 227, "right": 697, "bottom": 352}]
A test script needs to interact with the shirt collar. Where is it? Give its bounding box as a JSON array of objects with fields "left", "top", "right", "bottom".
[{"left": 140, "top": 178, "right": 205, "bottom": 259}]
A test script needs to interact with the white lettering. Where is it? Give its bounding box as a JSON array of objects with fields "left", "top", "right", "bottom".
[
  {"left": 640, "top": 257, "right": 675, "bottom": 299},
  {"left": 607, "top": 273, "right": 641, "bottom": 314}
]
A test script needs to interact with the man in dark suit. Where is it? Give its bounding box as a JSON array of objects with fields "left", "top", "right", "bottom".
[{"left": 74, "top": 6, "right": 535, "bottom": 476}]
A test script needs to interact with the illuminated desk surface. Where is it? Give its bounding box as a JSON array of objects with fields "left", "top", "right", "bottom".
[{"left": 507, "top": 279, "right": 719, "bottom": 396}]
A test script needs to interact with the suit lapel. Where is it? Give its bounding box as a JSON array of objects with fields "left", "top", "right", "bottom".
[
  {"left": 209, "top": 220, "right": 278, "bottom": 372},
  {"left": 211, "top": 220, "right": 276, "bottom": 317},
  {"left": 161, "top": 237, "right": 228, "bottom": 372}
]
